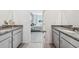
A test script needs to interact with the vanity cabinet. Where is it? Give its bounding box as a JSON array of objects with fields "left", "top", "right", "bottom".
[
  {"left": 31, "top": 32, "right": 45, "bottom": 48},
  {"left": 52, "top": 29, "right": 59, "bottom": 48},
  {"left": 13, "top": 28, "right": 22, "bottom": 48},
  {"left": 52, "top": 28, "right": 79, "bottom": 48},
  {"left": 60, "top": 33, "right": 79, "bottom": 48},
  {"left": 0, "top": 26, "right": 23, "bottom": 48},
  {"left": 60, "top": 37, "right": 74, "bottom": 48},
  {"left": 0, "top": 32, "right": 12, "bottom": 48}
]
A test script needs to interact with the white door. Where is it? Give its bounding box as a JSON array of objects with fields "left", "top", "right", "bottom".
[{"left": 31, "top": 32, "right": 44, "bottom": 48}]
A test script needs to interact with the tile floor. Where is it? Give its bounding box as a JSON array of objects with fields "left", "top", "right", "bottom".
[
  {"left": 19, "top": 43, "right": 43, "bottom": 48},
  {"left": 19, "top": 32, "right": 55, "bottom": 48},
  {"left": 44, "top": 43, "right": 55, "bottom": 48},
  {"left": 19, "top": 43, "right": 55, "bottom": 48}
]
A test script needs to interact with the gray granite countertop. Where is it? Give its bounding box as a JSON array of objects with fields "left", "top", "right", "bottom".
[
  {"left": 31, "top": 29, "right": 46, "bottom": 32},
  {"left": 53, "top": 27, "right": 79, "bottom": 41},
  {"left": 0, "top": 25, "right": 23, "bottom": 35}
]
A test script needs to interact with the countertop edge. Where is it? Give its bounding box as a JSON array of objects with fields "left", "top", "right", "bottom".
[{"left": 0, "top": 25, "right": 23, "bottom": 36}]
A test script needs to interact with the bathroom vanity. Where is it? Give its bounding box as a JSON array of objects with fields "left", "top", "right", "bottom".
[
  {"left": 52, "top": 25, "right": 79, "bottom": 48},
  {"left": 0, "top": 25, "right": 23, "bottom": 48}
]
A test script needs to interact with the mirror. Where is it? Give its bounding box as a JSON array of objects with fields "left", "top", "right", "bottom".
[{"left": 31, "top": 10, "right": 43, "bottom": 31}]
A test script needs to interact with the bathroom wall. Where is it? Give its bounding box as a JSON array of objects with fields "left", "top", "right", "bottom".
[
  {"left": 62, "top": 10, "right": 79, "bottom": 26},
  {"left": 0, "top": 10, "right": 13, "bottom": 26},
  {"left": 13, "top": 10, "right": 32, "bottom": 43},
  {"left": 43, "top": 10, "right": 61, "bottom": 43}
]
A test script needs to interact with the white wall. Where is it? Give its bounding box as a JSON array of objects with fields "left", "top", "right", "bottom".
[
  {"left": 72, "top": 10, "right": 79, "bottom": 26},
  {"left": 31, "top": 10, "right": 43, "bottom": 15},
  {"left": 13, "top": 10, "right": 31, "bottom": 43},
  {"left": 43, "top": 10, "right": 61, "bottom": 43},
  {"left": 61, "top": 10, "right": 79, "bottom": 26},
  {"left": 61, "top": 10, "right": 73, "bottom": 25},
  {"left": 0, "top": 10, "right": 13, "bottom": 26}
]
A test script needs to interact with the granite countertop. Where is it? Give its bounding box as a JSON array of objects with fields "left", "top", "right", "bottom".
[
  {"left": 31, "top": 29, "right": 46, "bottom": 32},
  {"left": 0, "top": 25, "right": 23, "bottom": 35},
  {"left": 53, "top": 27, "right": 79, "bottom": 41}
]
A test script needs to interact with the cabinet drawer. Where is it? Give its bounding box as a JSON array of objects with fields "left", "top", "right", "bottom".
[
  {"left": 13, "top": 29, "right": 22, "bottom": 35},
  {"left": 60, "top": 38, "right": 74, "bottom": 48},
  {"left": 0, "top": 32, "right": 11, "bottom": 42},
  {"left": 60, "top": 33, "right": 79, "bottom": 47},
  {"left": 0, "top": 38, "right": 11, "bottom": 48}
]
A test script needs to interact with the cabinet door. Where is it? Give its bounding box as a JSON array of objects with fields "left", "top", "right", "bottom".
[
  {"left": 31, "top": 32, "right": 44, "bottom": 48},
  {"left": 31, "top": 32, "right": 43, "bottom": 43},
  {"left": 17, "top": 32, "right": 22, "bottom": 46},
  {"left": 13, "top": 32, "right": 22, "bottom": 48},
  {"left": 61, "top": 33, "right": 79, "bottom": 48},
  {"left": 60, "top": 38, "right": 74, "bottom": 48},
  {"left": 53, "top": 32, "right": 59, "bottom": 48},
  {"left": 0, "top": 38, "right": 11, "bottom": 48},
  {"left": 52, "top": 30, "right": 59, "bottom": 48}
]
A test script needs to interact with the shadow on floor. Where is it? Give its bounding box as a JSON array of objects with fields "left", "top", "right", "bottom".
[{"left": 18, "top": 43, "right": 29, "bottom": 48}]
